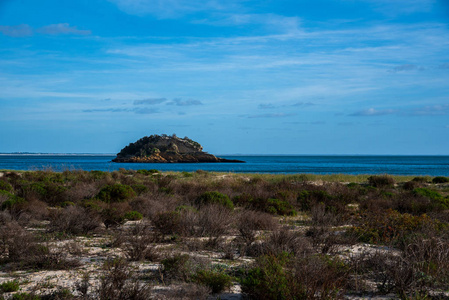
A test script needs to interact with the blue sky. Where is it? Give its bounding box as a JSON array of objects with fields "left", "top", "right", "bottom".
[{"left": 0, "top": 0, "right": 448, "bottom": 154}]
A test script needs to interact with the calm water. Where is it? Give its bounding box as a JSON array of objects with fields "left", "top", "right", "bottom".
[{"left": 0, "top": 154, "right": 448, "bottom": 176}]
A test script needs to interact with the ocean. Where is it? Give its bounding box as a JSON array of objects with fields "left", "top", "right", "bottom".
[{"left": 0, "top": 154, "right": 448, "bottom": 176}]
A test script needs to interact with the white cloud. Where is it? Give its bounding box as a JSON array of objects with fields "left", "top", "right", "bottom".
[
  {"left": 350, "top": 108, "right": 397, "bottom": 116},
  {"left": 108, "top": 0, "right": 240, "bottom": 18},
  {"left": 361, "top": 0, "right": 436, "bottom": 15},
  {"left": 37, "top": 23, "right": 91, "bottom": 35},
  {"left": 193, "top": 13, "right": 302, "bottom": 34},
  {"left": 0, "top": 24, "right": 33, "bottom": 37}
]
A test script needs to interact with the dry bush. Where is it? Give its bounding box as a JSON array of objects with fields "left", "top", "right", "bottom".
[
  {"left": 64, "top": 182, "right": 99, "bottom": 203},
  {"left": 196, "top": 205, "right": 234, "bottom": 247},
  {"left": 248, "top": 227, "right": 312, "bottom": 257},
  {"left": 97, "top": 258, "right": 152, "bottom": 300},
  {"left": 237, "top": 209, "right": 278, "bottom": 247},
  {"left": 307, "top": 203, "right": 355, "bottom": 254},
  {"left": 131, "top": 193, "right": 179, "bottom": 220},
  {"left": 118, "top": 222, "right": 159, "bottom": 261},
  {"left": 49, "top": 206, "right": 101, "bottom": 235},
  {"left": 0, "top": 220, "right": 80, "bottom": 270},
  {"left": 368, "top": 175, "right": 395, "bottom": 188},
  {"left": 153, "top": 210, "right": 183, "bottom": 237}
]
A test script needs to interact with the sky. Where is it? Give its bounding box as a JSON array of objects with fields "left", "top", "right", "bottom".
[{"left": 0, "top": 0, "right": 448, "bottom": 155}]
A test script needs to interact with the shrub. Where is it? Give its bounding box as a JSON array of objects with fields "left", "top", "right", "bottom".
[
  {"left": 48, "top": 206, "right": 101, "bottom": 235},
  {"left": 195, "top": 191, "right": 234, "bottom": 210},
  {"left": 413, "top": 187, "right": 449, "bottom": 210},
  {"left": 97, "top": 258, "right": 152, "bottom": 300},
  {"left": 119, "top": 223, "right": 158, "bottom": 261},
  {"left": 162, "top": 254, "right": 194, "bottom": 282},
  {"left": 131, "top": 184, "right": 149, "bottom": 195},
  {"left": 153, "top": 211, "right": 182, "bottom": 236},
  {"left": 25, "top": 181, "right": 68, "bottom": 206},
  {"left": 349, "top": 209, "right": 442, "bottom": 245},
  {"left": 412, "top": 176, "right": 430, "bottom": 183},
  {"left": 297, "top": 190, "right": 332, "bottom": 211},
  {"left": 194, "top": 269, "right": 232, "bottom": 294},
  {"left": 368, "top": 175, "right": 395, "bottom": 188},
  {"left": 249, "top": 228, "right": 312, "bottom": 258},
  {"left": 0, "top": 180, "right": 13, "bottom": 192},
  {"left": 101, "top": 206, "right": 127, "bottom": 229},
  {"left": 265, "top": 198, "right": 297, "bottom": 216},
  {"left": 432, "top": 176, "right": 449, "bottom": 184},
  {"left": 0, "top": 280, "right": 20, "bottom": 292},
  {"left": 123, "top": 210, "right": 143, "bottom": 220},
  {"left": 241, "top": 253, "right": 349, "bottom": 300},
  {"left": 136, "top": 169, "right": 159, "bottom": 175},
  {"left": 97, "top": 184, "right": 136, "bottom": 203},
  {"left": 237, "top": 210, "right": 278, "bottom": 246},
  {"left": 11, "top": 293, "right": 40, "bottom": 300},
  {"left": 197, "top": 205, "right": 233, "bottom": 246},
  {"left": 0, "top": 190, "right": 26, "bottom": 211}
]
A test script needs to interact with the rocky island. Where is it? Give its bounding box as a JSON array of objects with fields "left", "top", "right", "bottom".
[{"left": 112, "top": 134, "right": 244, "bottom": 163}]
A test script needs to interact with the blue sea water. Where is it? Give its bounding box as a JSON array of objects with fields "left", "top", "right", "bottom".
[{"left": 0, "top": 154, "right": 448, "bottom": 176}]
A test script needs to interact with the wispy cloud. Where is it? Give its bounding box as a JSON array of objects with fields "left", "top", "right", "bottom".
[
  {"left": 133, "top": 98, "right": 167, "bottom": 105},
  {"left": 194, "top": 13, "right": 301, "bottom": 34},
  {"left": 388, "top": 64, "right": 423, "bottom": 73},
  {"left": 36, "top": 23, "right": 91, "bottom": 35},
  {"left": 108, "top": 0, "right": 240, "bottom": 18},
  {"left": 82, "top": 108, "right": 132, "bottom": 113},
  {"left": 258, "top": 102, "right": 314, "bottom": 110},
  {"left": 350, "top": 108, "right": 397, "bottom": 116},
  {"left": 410, "top": 104, "right": 449, "bottom": 116},
  {"left": 82, "top": 107, "right": 159, "bottom": 114},
  {"left": 247, "top": 113, "right": 296, "bottom": 119},
  {"left": 0, "top": 24, "right": 33, "bottom": 37},
  {"left": 0, "top": 23, "right": 90, "bottom": 37},
  {"left": 134, "top": 107, "right": 159, "bottom": 114},
  {"left": 167, "top": 98, "right": 203, "bottom": 106}
]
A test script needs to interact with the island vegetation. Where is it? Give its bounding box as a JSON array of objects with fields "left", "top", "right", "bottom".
[
  {"left": 112, "top": 134, "right": 244, "bottom": 163},
  {"left": 0, "top": 169, "right": 448, "bottom": 299}
]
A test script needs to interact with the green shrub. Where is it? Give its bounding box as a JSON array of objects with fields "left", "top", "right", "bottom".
[
  {"left": 266, "top": 198, "right": 297, "bottom": 216},
  {"left": 89, "top": 170, "right": 106, "bottom": 180},
  {"left": 131, "top": 184, "right": 149, "bottom": 195},
  {"left": 195, "top": 191, "right": 234, "bottom": 210},
  {"left": 241, "top": 253, "right": 349, "bottom": 300},
  {"left": 297, "top": 190, "right": 332, "bottom": 211},
  {"left": 60, "top": 201, "right": 75, "bottom": 207},
  {"left": 194, "top": 269, "right": 232, "bottom": 294},
  {"left": 368, "top": 175, "right": 395, "bottom": 188},
  {"left": 136, "top": 169, "right": 159, "bottom": 175},
  {"left": 432, "top": 176, "right": 449, "bottom": 184},
  {"left": 0, "top": 280, "right": 20, "bottom": 292},
  {"left": 123, "top": 210, "right": 143, "bottom": 221},
  {"left": 0, "top": 180, "right": 13, "bottom": 192},
  {"left": 412, "top": 176, "right": 430, "bottom": 183},
  {"left": 413, "top": 188, "right": 449, "bottom": 210},
  {"left": 349, "top": 209, "right": 443, "bottom": 245},
  {"left": 97, "top": 184, "right": 136, "bottom": 203},
  {"left": 12, "top": 293, "right": 40, "bottom": 300},
  {"left": 0, "top": 190, "right": 25, "bottom": 211},
  {"left": 181, "top": 171, "right": 193, "bottom": 177}
]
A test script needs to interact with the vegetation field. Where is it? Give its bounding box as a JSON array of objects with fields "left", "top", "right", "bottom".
[{"left": 0, "top": 169, "right": 448, "bottom": 299}]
